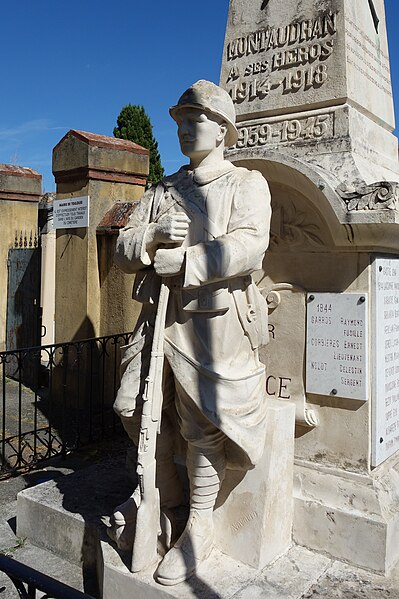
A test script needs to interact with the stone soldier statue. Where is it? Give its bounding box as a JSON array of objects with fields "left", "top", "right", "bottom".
[{"left": 110, "top": 80, "right": 271, "bottom": 585}]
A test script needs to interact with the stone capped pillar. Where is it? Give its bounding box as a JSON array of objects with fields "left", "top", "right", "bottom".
[
  {"left": 52, "top": 130, "right": 149, "bottom": 342},
  {"left": 0, "top": 165, "right": 42, "bottom": 350}
]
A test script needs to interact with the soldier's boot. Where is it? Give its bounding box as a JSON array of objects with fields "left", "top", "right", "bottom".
[
  {"left": 107, "top": 485, "right": 140, "bottom": 551},
  {"left": 107, "top": 414, "right": 183, "bottom": 551},
  {"left": 155, "top": 444, "right": 226, "bottom": 586}
]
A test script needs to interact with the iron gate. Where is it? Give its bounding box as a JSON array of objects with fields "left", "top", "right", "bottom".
[{"left": 6, "top": 240, "right": 41, "bottom": 387}]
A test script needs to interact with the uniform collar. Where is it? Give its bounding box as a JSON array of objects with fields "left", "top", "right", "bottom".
[{"left": 164, "top": 161, "right": 235, "bottom": 187}]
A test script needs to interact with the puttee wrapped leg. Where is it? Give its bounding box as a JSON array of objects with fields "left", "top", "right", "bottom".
[{"left": 155, "top": 442, "right": 226, "bottom": 586}]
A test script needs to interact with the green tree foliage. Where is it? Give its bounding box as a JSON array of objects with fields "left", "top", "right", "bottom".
[{"left": 114, "top": 104, "right": 164, "bottom": 185}]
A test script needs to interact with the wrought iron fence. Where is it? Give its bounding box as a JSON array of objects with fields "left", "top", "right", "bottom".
[
  {"left": 0, "top": 553, "right": 92, "bottom": 598},
  {"left": 0, "top": 332, "right": 132, "bottom": 479}
]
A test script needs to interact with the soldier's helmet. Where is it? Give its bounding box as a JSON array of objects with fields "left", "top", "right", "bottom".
[{"left": 170, "top": 80, "right": 238, "bottom": 148}]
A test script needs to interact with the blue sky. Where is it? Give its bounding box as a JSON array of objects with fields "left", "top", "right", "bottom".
[{"left": 1, "top": 1, "right": 398, "bottom": 192}]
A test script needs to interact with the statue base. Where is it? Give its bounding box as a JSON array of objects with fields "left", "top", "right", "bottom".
[
  {"left": 97, "top": 532, "right": 333, "bottom": 599},
  {"left": 16, "top": 400, "right": 296, "bottom": 596},
  {"left": 98, "top": 533, "right": 259, "bottom": 599}
]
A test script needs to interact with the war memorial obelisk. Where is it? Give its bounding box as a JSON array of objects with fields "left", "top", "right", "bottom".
[{"left": 221, "top": 0, "right": 399, "bottom": 573}]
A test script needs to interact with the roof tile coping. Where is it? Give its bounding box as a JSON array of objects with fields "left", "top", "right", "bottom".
[
  {"left": 97, "top": 201, "right": 138, "bottom": 234},
  {"left": 53, "top": 130, "right": 150, "bottom": 156}
]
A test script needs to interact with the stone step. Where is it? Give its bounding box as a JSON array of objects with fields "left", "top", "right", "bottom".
[
  {"left": 14, "top": 467, "right": 334, "bottom": 599},
  {"left": 14, "top": 456, "right": 327, "bottom": 598},
  {"left": 13, "top": 458, "right": 399, "bottom": 598},
  {"left": 16, "top": 458, "right": 131, "bottom": 569},
  {"left": 0, "top": 503, "right": 94, "bottom": 598}
]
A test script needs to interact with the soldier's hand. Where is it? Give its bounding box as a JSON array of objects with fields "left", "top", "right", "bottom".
[
  {"left": 154, "top": 247, "right": 186, "bottom": 276},
  {"left": 150, "top": 212, "right": 190, "bottom": 245}
]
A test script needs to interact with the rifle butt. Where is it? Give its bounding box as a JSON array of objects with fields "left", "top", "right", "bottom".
[{"left": 131, "top": 496, "right": 160, "bottom": 573}]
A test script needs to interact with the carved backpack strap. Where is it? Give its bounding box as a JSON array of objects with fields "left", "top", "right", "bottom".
[{"left": 151, "top": 183, "right": 165, "bottom": 221}]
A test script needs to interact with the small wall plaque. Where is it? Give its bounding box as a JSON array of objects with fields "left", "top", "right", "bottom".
[
  {"left": 306, "top": 292, "right": 368, "bottom": 401},
  {"left": 372, "top": 257, "right": 399, "bottom": 467},
  {"left": 54, "top": 196, "right": 89, "bottom": 230}
]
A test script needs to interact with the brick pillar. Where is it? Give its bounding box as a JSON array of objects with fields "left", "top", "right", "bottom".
[{"left": 52, "top": 130, "right": 149, "bottom": 342}]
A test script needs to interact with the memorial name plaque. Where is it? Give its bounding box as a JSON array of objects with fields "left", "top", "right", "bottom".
[
  {"left": 306, "top": 292, "right": 368, "bottom": 401},
  {"left": 54, "top": 196, "right": 90, "bottom": 230},
  {"left": 372, "top": 257, "right": 399, "bottom": 467}
]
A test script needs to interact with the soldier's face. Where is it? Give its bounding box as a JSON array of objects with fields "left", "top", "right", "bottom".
[{"left": 176, "top": 108, "right": 226, "bottom": 159}]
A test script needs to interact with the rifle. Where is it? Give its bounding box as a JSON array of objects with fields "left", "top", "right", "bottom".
[{"left": 131, "top": 278, "right": 170, "bottom": 573}]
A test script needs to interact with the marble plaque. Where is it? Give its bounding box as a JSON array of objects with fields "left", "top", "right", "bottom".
[
  {"left": 372, "top": 257, "right": 399, "bottom": 467},
  {"left": 306, "top": 293, "right": 368, "bottom": 400},
  {"left": 54, "top": 196, "right": 90, "bottom": 229}
]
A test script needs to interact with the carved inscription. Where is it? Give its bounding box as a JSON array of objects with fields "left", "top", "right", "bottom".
[
  {"left": 345, "top": 17, "right": 391, "bottom": 96},
  {"left": 225, "top": 12, "right": 337, "bottom": 104},
  {"left": 265, "top": 326, "right": 293, "bottom": 400},
  {"left": 231, "top": 510, "right": 258, "bottom": 532},
  {"left": 235, "top": 113, "right": 334, "bottom": 149},
  {"left": 372, "top": 258, "right": 399, "bottom": 467},
  {"left": 306, "top": 293, "right": 368, "bottom": 401}
]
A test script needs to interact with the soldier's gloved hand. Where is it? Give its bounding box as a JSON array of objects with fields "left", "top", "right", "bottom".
[
  {"left": 147, "top": 212, "right": 190, "bottom": 246},
  {"left": 154, "top": 247, "right": 186, "bottom": 276}
]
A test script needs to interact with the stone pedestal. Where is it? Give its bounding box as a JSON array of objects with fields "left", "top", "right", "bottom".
[
  {"left": 98, "top": 538, "right": 262, "bottom": 599},
  {"left": 214, "top": 399, "right": 295, "bottom": 569},
  {"left": 16, "top": 460, "right": 132, "bottom": 571},
  {"left": 17, "top": 400, "right": 295, "bottom": 596}
]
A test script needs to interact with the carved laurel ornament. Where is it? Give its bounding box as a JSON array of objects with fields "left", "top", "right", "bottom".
[
  {"left": 337, "top": 181, "right": 399, "bottom": 212},
  {"left": 270, "top": 202, "right": 324, "bottom": 248}
]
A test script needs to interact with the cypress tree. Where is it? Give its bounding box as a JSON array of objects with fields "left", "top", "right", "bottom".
[{"left": 114, "top": 104, "right": 164, "bottom": 185}]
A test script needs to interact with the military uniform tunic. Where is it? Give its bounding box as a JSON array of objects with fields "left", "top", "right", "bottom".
[{"left": 114, "top": 160, "right": 271, "bottom": 470}]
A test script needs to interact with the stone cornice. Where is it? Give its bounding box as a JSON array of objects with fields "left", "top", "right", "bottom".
[
  {"left": 53, "top": 166, "right": 147, "bottom": 186},
  {"left": 0, "top": 191, "right": 41, "bottom": 203}
]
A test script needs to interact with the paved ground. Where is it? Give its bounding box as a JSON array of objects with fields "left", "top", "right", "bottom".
[
  {"left": 0, "top": 444, "right": 399, "bottom": 598},
  {"left": 0, "top": 440, "right": 127, "bottom": 598}
]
